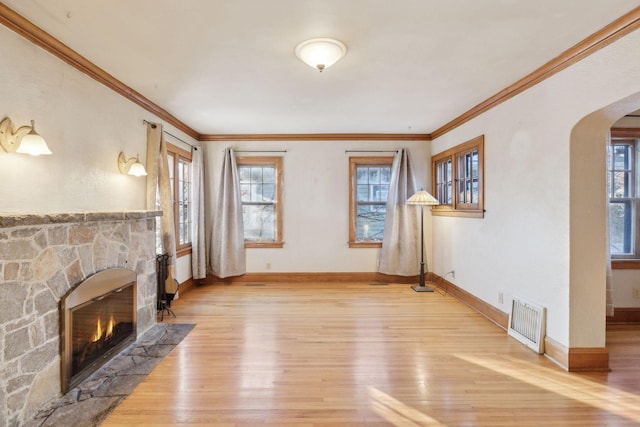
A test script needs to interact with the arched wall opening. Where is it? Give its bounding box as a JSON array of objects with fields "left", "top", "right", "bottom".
[{"left": 569, "top": 92, "right": 640, "bottom": 370}]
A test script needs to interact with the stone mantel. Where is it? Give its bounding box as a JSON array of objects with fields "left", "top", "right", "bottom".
[{"left": 0, "top": 210, "right": 162, "bottom": 228}]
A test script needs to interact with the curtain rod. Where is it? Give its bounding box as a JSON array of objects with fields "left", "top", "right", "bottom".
[
  {"left": 234, "top": 150, "right": 287, "bottom": 153},
  {"left": 143, "top": 120, "right": 198, "bottom": 150},
  {"left": 345, "top": 150, "right": 399, "bottom": 153}
]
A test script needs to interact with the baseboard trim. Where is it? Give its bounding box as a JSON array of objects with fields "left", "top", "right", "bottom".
[
  {"left": 429, "top": 273, "right": 509, "bottom": 330},
  {"left": 606, "top": 307, "right": 640, "bottom": 324},
  {"left": 177, "top": 277, "right": 197, "bottom": 296},
  {"left": 544, "top": 336, "right": 568, "bottom": 369},
  {"left": 543, "top": 337, "right": 609, "bottom": 371},
  {"left": 568, "top": 347, "right": 610, "bottom": 372},
  {"left": 202, "top": 272, "right": 419, "bottom": 284}
]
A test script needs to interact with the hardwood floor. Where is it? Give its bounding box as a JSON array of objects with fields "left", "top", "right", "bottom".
[{"left": 103, "top": 282, "right": 640, "bottom": 426}]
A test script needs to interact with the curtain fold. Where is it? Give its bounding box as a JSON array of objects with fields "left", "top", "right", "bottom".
[
  {"left": 190, "top": 146, "right": 206, "bottom": 279},
  {"left": 378, "top": 149, "right": 420, "bottom": 276},
  {"left": 146, "top": 123, "right": 176, "bottom": 267},
  {"left": 209, "top": 148, "right": 246, "bottom": 278}
]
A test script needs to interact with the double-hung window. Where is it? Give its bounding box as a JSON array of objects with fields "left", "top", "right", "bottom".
[
  {"left": 349, "top": 157, "right": 393, "bottom": 248},
  {"left": 237, "top": 157, "right": 283, "bottom": 248},
  {"left": 608, "top": 137, "right": 639, "bottom": 259},
  {"left": 432, "top": 135, "right": 484, "bottom": 218},
  {"left": 166, "top": 143, "right": 193, "bottom": 255}
]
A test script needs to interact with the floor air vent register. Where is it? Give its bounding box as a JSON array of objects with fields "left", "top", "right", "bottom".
[{"left": 508, "top": 296, "right": 546, "bottom": 354}]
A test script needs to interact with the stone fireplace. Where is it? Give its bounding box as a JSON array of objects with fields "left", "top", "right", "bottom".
[{"left": 0, "top": 211, "right": 159, "bottom": 427}]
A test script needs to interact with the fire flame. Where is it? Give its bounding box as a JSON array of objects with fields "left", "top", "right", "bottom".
[
  {"left": 92, "top": 318, "right": 102, "bottom": 343},
  {"left": 106, "top": 315, "right": 115, "bottom": 339},
  {"left": 91, "top": 315, "right": 116, "bottom": 342}
]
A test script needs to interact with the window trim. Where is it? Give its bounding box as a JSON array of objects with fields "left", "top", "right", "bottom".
[
  {"left": 349, "top": 156, "right": 394, "bottom": 248},
  {"left": 609, "top": 128, "right": 640, "bottom": 264},
  {"left": 166, "top": 142, "right": 193, "bottom": 257},
  {"left": 431, "top": 135, "right": 484, "bottom": 218},
  {"left": 236, "top": 156, "right": 284, "bottom": 249}
]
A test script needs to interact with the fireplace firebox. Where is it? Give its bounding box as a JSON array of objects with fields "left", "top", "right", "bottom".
[{"left": 61, "top": 268, "right": 137, "bottom": 393}]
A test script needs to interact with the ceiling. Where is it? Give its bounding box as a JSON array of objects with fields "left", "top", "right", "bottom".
[{"left": 2, "top": 0, "right": 639, "bottom": 135}]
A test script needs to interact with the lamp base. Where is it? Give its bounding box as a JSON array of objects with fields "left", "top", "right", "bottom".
[{"left": 411, "top": 284, "right": 434, "bottom": 292}]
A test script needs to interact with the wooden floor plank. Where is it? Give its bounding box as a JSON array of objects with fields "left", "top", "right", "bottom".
[{"left": 103, "top": 282, "right": 640, "bottom": 426}]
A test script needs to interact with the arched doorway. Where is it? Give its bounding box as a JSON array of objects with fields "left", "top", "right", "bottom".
[{"left": 568, "top": 92, "right": 640, "bottom": 370}]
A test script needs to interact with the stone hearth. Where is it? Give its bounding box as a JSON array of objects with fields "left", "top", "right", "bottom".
[{"left": 0, "top": 211, "right": 160, "bottom": 427}]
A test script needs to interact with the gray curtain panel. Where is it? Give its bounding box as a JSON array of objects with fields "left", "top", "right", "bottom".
[
  {"left": 378, "top": 149, "right": 420, "bottom": 276},
  {"left": 190, "top": 146, "right": 207, "bottom": 280},
  {"left": 146, "top": 123, "right": 176, "bottom": 268},
  {"left": 209, "top": 148, "right": 246, "bottom": 278}
]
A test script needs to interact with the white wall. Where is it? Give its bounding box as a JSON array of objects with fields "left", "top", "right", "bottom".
[
  {"left": 431, "top": 28, "right": 640, "bottom": 349},
  {"left": 0, "top": 25, "right": 198, "bottom": 280},
  {"left": 204, "top": 140, "right": 430, "bottom": 273}
]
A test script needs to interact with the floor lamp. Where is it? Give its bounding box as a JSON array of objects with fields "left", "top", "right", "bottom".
[{"left": 406, "top": 189, "right": 439, "bottom": 292}]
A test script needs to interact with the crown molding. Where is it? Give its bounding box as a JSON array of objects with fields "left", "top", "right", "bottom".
[
  {"left": 431, "top": 6, "right": 640, "bottom": 140},
  {"left": 0, "top": 2, "right": 199, "bottom": 140},
  {"left": 2, "top": 3, "right": 638, "bottom": 143},
  {"left": 198, "top": 133, "right": 432, "bottom": 142}
]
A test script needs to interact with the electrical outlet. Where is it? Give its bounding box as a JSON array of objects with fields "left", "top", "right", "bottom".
[
  {"left": 498, "top": 292, "right": 504, "bottom": 304},
  {"left": 265, "top": 262, "right": 271, "bottom": 270},
  {"left": 633, "top": 288, "right": 640, "bottom": 299},
  {"left": 451, "top": 270, "right": 455, "bottom": 279}
]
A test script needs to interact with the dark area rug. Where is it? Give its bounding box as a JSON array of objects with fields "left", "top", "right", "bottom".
[{"left": 27, "top": 323, "right": 195, "bottom": 427}]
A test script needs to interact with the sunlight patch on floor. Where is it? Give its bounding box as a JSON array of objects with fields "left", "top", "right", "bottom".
[
  {"left": 368, "top": 386, "right": 446, "bottom": 427},
  {"left": 458, "top": 354, "right": 640, "bottom": 424}
]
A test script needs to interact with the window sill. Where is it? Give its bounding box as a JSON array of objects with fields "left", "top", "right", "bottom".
[
  {"left": 176, "top": 246, "right": 192, "bottom": 258},
  {"left": 612, "top": 259, "right": 640, "bottom": 270},
  {"left": 349, "top": 242, "right": 383, "bottom": 248},
  {"left": 431, "top": 207, "right": 484, "bottom": 218},
  {"left": 245, "top": 242, "right": 284, "bottom": 249}
]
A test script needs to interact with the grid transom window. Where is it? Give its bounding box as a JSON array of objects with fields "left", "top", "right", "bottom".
[
  {"left": 349, "top": 157, "right": 392, "bottom": 247},
  {"left": 237, "top": 157, "right": 283, "bottom": 247}
]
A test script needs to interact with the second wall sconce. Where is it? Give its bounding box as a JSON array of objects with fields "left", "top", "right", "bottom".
[
  {"left": 118, "top": 152, "right": 147, "bottom": 176},
  {"left": 0, "top": 117, "right": 53, "bottom": 156}
]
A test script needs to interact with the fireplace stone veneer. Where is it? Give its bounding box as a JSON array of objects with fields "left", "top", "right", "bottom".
[{"left": 0, "top": 211, "right": 160, "bottom": 427}]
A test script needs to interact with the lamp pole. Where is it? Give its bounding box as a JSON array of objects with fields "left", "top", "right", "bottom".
[{"left": 406, "top": 189, "right": 438, "bottom": 293}]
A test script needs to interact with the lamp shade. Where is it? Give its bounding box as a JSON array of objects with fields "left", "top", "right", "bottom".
[
  {"left": 406, "top": 190, "right": 439, "bottom": 206},
  {"left": 295, "top": 38, "right": 347, "bottom": 72},
  {"left": 128, "top": 159, "right": 147, "bottom": 177},
  {"left": 15, "top": 121, "right": 52, "bottom": 156}
]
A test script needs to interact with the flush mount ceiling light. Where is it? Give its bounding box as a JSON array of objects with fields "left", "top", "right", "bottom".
[{"left": 294, "top": 38, "right": 347, "bottom": 72}]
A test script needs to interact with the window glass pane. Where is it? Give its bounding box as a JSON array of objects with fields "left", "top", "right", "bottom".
[
  {"left": 369, "top": 167, "right": 381, "bottom": 184},
  {"left": 240, "top": 183, "right": 251, "bottom": 202},
  {"left": 262, "top": 166, "right": 275, "bottom": 184},
  {"left": 243, "top": 204, "right": 275, "bottom": 241},
  {"left": 357, "top": 185, "right": 369, "bottom": 202},
  {"left": 167, "top": 155, "right": 175, "bottom": 200},
  {"left": 356, "top": 168, "right": 368, "bottom": 184},
  {"left": 356, "top": 204, "right": 386, "bottom": 241},
  {"left": 250, "top": 166, "right": 262, "bottom": 183},
  {"left": 613, "top": 172, "right": 630, "bottom": 198},
  {"left": 239, "top": 166, "right": 250, "bottom": 183},
  {"left": 262, "top": 183, "right": 275, "bottom": 201},
  {"left": 613, "top": 145, "right": 630, "bottom": 170},
  {"left": 381, "top": 167, "right": 391, "bottom": 184},
  {"left": 609, "top": 201, "right": 633, "bottom": 255}
]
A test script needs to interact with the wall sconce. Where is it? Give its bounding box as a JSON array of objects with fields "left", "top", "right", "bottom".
[
  {"left": 0, "top": 117, "right": 53, "bottom": 156},
  {"left": 118, "top": 152, "right": 147, "bottom": 177}
]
